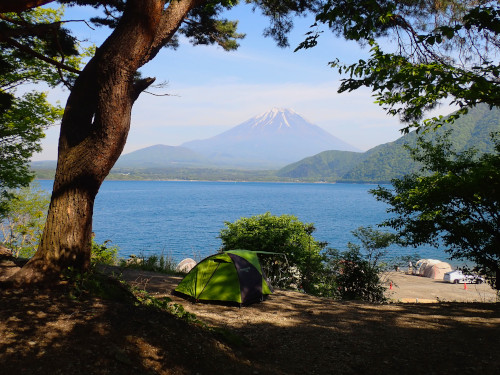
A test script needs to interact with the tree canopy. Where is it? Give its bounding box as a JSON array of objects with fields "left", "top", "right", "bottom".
[
  {"left": 0, "top": 6, "right": 86, "bottom": 216},
  {"left": 371, "top": 132, "right": 500, "bottom": 290},
  {"left": 0, "top": 92, "right": 61, "bottom": 216},
  {"left": 298, "top": 0, "right": 500, "bottom": 132}
]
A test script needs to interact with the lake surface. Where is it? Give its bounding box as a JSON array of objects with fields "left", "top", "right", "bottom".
[{"left": 38, "top": 180, "right": 448, "bottom": 263}]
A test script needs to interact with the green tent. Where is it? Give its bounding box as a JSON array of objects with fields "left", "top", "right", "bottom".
[{"left": 174, "top": 250, "right": 274, "bottom": 305}]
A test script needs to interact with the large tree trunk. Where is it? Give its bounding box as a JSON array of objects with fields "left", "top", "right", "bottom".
[{"left": 9, "top": 0, "right": 204, "bottom": 285}]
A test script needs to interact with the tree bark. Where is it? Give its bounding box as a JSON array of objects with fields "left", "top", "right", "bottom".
[{"left": 9, "top": 0, "right": 206, "bottom": 285}]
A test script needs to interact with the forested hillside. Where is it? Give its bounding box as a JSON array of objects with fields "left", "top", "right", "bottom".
[
  {"left": 276, "top": 151, "right": 365, "bottom": 180},
  {"left": 278, "top": 104, "right": 500, "bottom": 182}
]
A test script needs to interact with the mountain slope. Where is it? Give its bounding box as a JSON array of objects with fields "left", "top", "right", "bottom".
[
  {"left": 278, "top": 104, "right": 500, "bottom": 182},
  {"left": 181, "top": 108, "right": 360, "bottom": 167},
  {"left": 276, "top": 150, "right": 366, "bottom": 180}
]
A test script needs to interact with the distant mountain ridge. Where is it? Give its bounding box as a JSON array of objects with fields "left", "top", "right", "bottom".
[
  {"left": 32, "top": 105, "right": 499, "bottom": 182},
  {"left": 277, "top": 103, "right": 500, "bottom": 182},
  {"left": 33, "top": 108, "right": 361, "bottom": 172},
  {"left": 180, "top": 108, "right": 360, "bottom": 167}
]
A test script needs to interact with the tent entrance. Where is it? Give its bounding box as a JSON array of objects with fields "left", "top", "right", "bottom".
[{"left": 228, "top": 253, "right": 263, "bottom": 304}]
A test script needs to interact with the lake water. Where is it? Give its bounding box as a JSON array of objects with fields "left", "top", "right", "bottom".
[{"left": 38, "top": 180, "right": 448, "bottom": 264}]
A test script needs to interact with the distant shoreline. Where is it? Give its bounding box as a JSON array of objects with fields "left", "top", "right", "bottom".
[
  {"left": 34, "top": 176, "right": 391, "bottom": 185},
  {"left": 33, "top": 172, "right": 389, "bottom": 184}
]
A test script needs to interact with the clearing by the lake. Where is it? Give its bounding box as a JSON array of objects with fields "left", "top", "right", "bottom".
[{"left": 1, "top": 259, "right": 499, "bottom": 375}]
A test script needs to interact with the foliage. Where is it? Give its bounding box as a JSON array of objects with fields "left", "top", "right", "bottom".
[
  {"left": 0, "top": 6, "right": 90, "bottom": 216},
  {"left": 90, "top": 241, "right": 180, "bottom": 274},
  {"left": 371, "top": 131, "right": 500, "bottom": 290},
  {"left": 299, "top": 1, "right": 500, "bottom": 131},
  {"left": 276, "top": 150, "right": 365, "bottom": 181},
  {"left": 0, "top": 182, "right": 49, "bottom": 258},
  {"left": 107, "top": 167, "right": 282, "bottom": 182},
  {"left": 65, "top": 267, "right": 135, "bottom": 302},
  {"left": 322, "top": 226, "right": 395, "bottom": 302},
  {"left": 0, "top": 6, "right": 82, "bottom": 114},
  {"left": 0, "top": 92, "right": 61, "bottom": 215},
  {"left": 351, "top": 226, "right": 397, "bottom": 267},
  {"left": 67, "top": 239, "right": 118, "bottom": 298},
  {"left": 219, "top": 212, "right": 327, "bottom": 294},
  {"left": 0, "top": 6, "right": 83, "bottom": 89},
  {"left": 90, "top": 239, "right": 119, "bottom": 266},
  {"left": 324, "top": 245, "right": 387, "bottom": 303},
  {"left": 121, "top": 252, "right": 180, "bottom": 275},
  {"left": 28, "top": 0, "right": 320, "bottom": 53}
]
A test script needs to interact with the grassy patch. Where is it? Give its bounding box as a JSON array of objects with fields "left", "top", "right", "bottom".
[{"left": 119, "top": 252, "right": 185, "bottom": 275}]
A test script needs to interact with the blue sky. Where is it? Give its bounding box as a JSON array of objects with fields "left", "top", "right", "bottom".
[{"left": 33, "top": 3, "right": 454, "bottom": 161}]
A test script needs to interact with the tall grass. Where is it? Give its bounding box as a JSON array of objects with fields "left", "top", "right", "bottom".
[{"left": 121, "top": 251, "right": 182, "bottom": 275}]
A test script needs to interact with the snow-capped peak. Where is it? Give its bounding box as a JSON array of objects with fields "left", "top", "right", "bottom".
[
  {"left": 251, "top": 108, "right": 298, "bottom": 129},
  {"left": 180, "top": 107, "right": 361, "bottom": 167}
]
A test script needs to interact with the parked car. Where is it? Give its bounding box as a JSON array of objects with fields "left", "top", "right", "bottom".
[
  {"left": 443, "top": 270, "right": 485, "bottom": 284},
  {"left": 464, "top": 274, "right": 485, "bottom": 284}
]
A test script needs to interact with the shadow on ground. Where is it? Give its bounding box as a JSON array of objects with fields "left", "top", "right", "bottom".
[
  {"left": 1, "top": 264, "right": 499, "bottom": 375},
  {"left": 0, "top": 285, "right": 250, "bottom": 375}
]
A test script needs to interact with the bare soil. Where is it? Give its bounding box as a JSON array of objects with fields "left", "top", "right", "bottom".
[{"left": 1, "top": 259, "right": 499, "bottom": 375}]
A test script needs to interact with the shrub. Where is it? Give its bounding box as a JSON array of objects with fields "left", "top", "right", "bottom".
[
  {"left": 121, "top": 252, "right": 179, "bottom": 274},
  {"left": 325, "top": 245, "right": 387, "bottom": 303},
  {"left": 219, "top": 212, "right": 327, "bottom": 294},
  {"left": 91, "top": 239, "right": 118, "bottom": 266},
  {"left": 0, "top": 182, "right": 49, "bottom": 258},
  {"left": 323, "top": 227, "right": 397, "bottom": 303}
]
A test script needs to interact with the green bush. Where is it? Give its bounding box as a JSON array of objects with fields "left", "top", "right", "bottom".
[
  {"left": 325, "top": 245, "right": 387, "bottom": 303},
  {"left": 220, "top": 216, "right": 394, "bottom": 302},
  {"left": 121, "top": 252, "right": 179, "bottom": 274},
  {"left": 323, "top": 226, "right": 397, "bottom": 303},
  {"left": 219, "top": 212, "right": 327, "bottom": 294},
  {"left": 0, "top": 182, "right": 49, "bottom": 258},
  {"left": 91, "top": 239, "right": 118, "bottom": 266}
]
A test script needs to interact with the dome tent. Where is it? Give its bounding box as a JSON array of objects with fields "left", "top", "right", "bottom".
[
  {"left": 423, "top": 262, "right": 453, "bottom": 279},
  {"left": 415, "top": 259, "right": 440, "bottom": 275},
  {"left": 416, "top": 259, "right": 453, "bottom": 280},
  {"left": 174, "top": 250, "right": 274, "bottom": 305}
]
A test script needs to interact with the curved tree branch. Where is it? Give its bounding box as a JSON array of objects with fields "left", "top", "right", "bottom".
[
  {"left": 145, "top": 0, "right": 207, "bottom": 65},
  {"left": 0, "top": 0, "right": 55, "bottom": 13},
  {"left": 132, "top": 77, "right": 156, "bottom": 101},
  {"left": 2, "top": 37, "right": 80, "bottom": 74}
]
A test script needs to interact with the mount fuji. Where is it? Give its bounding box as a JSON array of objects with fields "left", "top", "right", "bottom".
[{"left": 181, "top": 108, "right": 360, "bottom": 167}]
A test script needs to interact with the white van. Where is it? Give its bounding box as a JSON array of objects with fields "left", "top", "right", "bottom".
[{"left": 444, "top": 270, "right": 484, "bottom": 284}]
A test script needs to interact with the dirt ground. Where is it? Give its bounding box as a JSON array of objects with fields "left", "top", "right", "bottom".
[
  {"left": 384, "top": 271, "right": 498, "bottom": 303},
  {"left": 122, "top": 268, "right": 499, "bottom": 304},
  {"left": 1, "top": 260, "right": 500, "bottom": 375}
]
